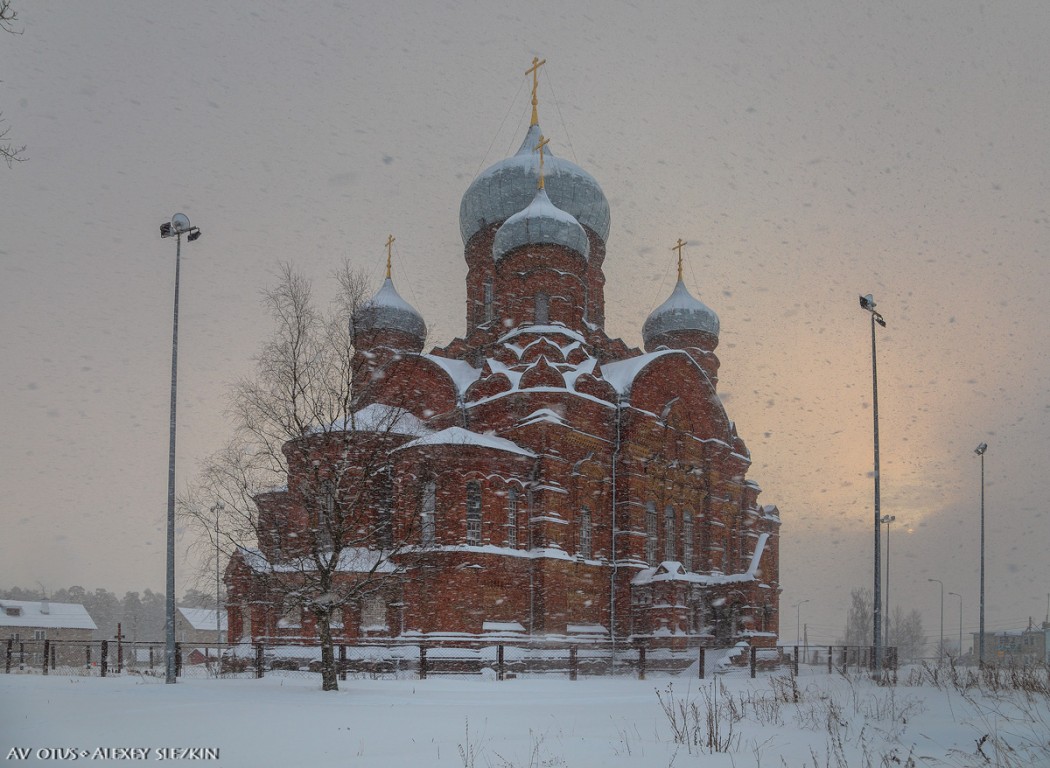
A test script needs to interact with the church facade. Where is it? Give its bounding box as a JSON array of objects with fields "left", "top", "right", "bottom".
[{"left": 225, "top": 69, "right": 781, "bottom": 648}]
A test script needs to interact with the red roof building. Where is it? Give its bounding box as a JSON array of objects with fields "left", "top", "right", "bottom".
[{"left": 226, "top": 75, "right": 781, "bottom": 649}]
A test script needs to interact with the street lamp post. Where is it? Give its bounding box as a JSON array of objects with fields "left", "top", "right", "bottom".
[
  {"left": 949, "top": 591, "right": 963, "bottom": 660},
  {"left": 881, "top": 514, "right": 896, "bottom": 650},
  {"left": 794, "top": 599, "right": 810, "bottom": 647},
  {"left": 159, "top": 213, "right": 202, "bottom": 685},
  {"left": 859, "top": 294, "right": 887, "bottom": 671},
  {"left": 975, "top": 442, "right": 987, "bottom": 666},
  {"left": 212, "top": 501, "right": 224, "bottom": 646},
  {"left": 928, "top": 578, "right": 944, "bottom": 664}
]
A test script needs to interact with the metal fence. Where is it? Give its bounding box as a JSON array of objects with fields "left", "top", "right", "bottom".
[{"left": 2, "top": 637, "right": 896, "bottom": 682}]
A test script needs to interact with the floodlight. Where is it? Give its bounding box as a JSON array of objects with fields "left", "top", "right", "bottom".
[
  {"left": 975, "top": 442, "right": 987, "bottom": 456},
  {"left": 160, "top": 222, "right": 173, "bottom": 238},
  {"left": 187, "top": 229, "right": 202, "bottom": 242},
  {"left": 860, "top": 294, "right": 876, "bottom": 311}
]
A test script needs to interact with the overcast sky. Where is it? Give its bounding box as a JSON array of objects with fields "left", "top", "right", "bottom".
[{"left": 2, "top": 1, "right": 1048, "bottom": 646}]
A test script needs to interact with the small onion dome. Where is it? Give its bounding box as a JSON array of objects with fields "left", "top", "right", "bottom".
[
  {"left": 642, "top": 280, "right": 720, "bottom": 345},
  {"left": 492, "top": 188, "right": 590, "bottom": 261},
  {"left": 351, "top": 277, "right": 427, "bottom": 341},
  {"left": 460, "top": 123, "right": 610, "bottom": 246}
]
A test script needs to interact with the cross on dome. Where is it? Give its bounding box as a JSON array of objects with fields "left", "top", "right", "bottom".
[
  {"left": 672, "top": 238, "right": 687, "bottom": 281},
  {"left": 526, "top": 56, "right": 546, "bottom": 127},
  {"left": 385, "top": 234, "right": 396, "bottom": 279}
]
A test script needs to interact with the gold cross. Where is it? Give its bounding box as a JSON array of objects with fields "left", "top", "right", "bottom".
[
  {"left": 672, "top": 238, "right": 687, "bottom": 281},
  {"left": 385, "top": 234, "right": 395, "bottom": 278},
  {"left": 526, "top": 56, "right": 547, "bottom": 127},
  {"left": 535, "top": 134, "right": 550, "bottom": 190}
]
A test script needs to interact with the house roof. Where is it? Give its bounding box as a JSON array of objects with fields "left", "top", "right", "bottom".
[
  {"left": 0, "top": 599, "right": 97, "bottom": 630},
  {"left": 177, "top": 606, "right": 227, "bottom": 631}
]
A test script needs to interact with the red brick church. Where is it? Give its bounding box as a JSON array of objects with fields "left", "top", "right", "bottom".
[{"left": 226, "top": 65, "right": 781, "bottom": 648}]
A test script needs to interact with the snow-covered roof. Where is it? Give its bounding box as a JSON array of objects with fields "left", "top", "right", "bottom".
[
  {"left": 459, "top": 122, "right": 610, "bottom": 245},
  {"left": 352, "top": 277, "right": 426, "bottom": 339},
  {"left": 632, "top": 534, "right": 771, "bottom": 586},
  {"left": 492, "top": 188, "right": 590, "bottom": 261},
  {"left": 600, "top": 349, "right": 679, "bottom": 395},
  {"left": 177, "top": 607, "right": 227, "bottom": 631},
  {"left": 643, "top": 279, "right": 719, "bottom": 342},
  {"left": 320, "top": 403, "right": 431, "bottom": 437},
  {"left": 419, "top": 354, "right": 482, "bottom": 396},
  {"left": 498, "top": 324, "right": 586, "bottom": 345},
  {"left": 394, "top": 426, "right": 536, "bottom": 457},
  {"left": 236, "top": 546, "right": 398, "bottom": 575},
  {"left": 0, "top": 599, "right": 97, "bottom": 631}
]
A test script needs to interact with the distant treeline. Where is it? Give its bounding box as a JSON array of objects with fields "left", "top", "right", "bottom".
[{"left": 0, "top": 586, "right": 219, "bottom": 642}]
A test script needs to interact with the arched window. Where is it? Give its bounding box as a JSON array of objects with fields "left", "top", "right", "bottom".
[
  {"left": 420, "top": 480, "right": 436, "bottom": 547},
  {"left": 646, "top": 502, "right": 658, "bottom": 565},
  {"left": 506, "top": 487, "right": 518, "bottom": 548},
  {"left": 579, "top": 507, "right": 592, "bottom": 559},
  {"left": 466, "top": 481, "right": 482, "bottom": 546},
  {"left": 535, "top": 291, "right": 549, "bottom": 324},
  {"left": 376, "top": 467, "right": 393, "bottom": 549},
  {"left": 483, "top": 278, "right": 495, "bottom": 325},
  {"left": 664, "top": 505, "right": 676, "bottom": 561},
  {"left": 682, "top": 511, "right": 694, "bottom": 571}
]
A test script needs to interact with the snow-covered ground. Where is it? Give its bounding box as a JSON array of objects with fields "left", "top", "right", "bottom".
[{"left": 1, "top": 666, "right": 1046, "bottom": 767}]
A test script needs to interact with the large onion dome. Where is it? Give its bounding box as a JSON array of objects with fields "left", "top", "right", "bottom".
[
  {"left": 460, "top": 123, "right": 611, "bottom": 246},
  {"left": 351, "top": 277, "right": 427, "bottom": 341},
  {"left": 642, "top": 280, "right": 720, "bottom": 345},
  {"left": 492, "top": 188, "right": 590, "bottom": 261}
]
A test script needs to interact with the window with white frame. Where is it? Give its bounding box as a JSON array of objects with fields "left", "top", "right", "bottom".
[
  {"left": 506, "top": 486, "right": 518, "bottom": 547},
  {"left": 579, "top": 506, "right": 592, "bottom": 559},
  {"left": 466, "top": 481, "right": 482, "bottom": 546},
  {"left": 682, "top": 510, "right": 694, "bottom": 571},
  {"left": 646, "top": 502, "right": 658, "bottom": 565},
  {"left": 421, "top": 480, "right": 436, "bottom": 546},
  {"left": 664, "top": 505, "right": 676, "bottom": 561}
]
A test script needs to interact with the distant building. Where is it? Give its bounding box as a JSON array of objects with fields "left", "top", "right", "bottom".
[
  {"left": 972, "top": 622, "right": 1050, "bottom": 665},
  {"left": 226, "top": 64, "right": 782, "bottom": 649},
  {"left": 176, "top": 607, "right": 226, "bottom": 645},
  {"left": 0, "top": 599, "right": 97, "bottom": 664}
]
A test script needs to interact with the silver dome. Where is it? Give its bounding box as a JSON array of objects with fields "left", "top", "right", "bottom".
[
  {"left": 460, "top": 123, "right": 611, "bottom": 245},
  {"left": 642, "top": 280, "right": 720, "bottom": 343},
  {"left": 352, "top": 277, "right": 427, "bottom": 340},
  {"left": 492, "top": 188, "right": 590, "bottom": 261}
]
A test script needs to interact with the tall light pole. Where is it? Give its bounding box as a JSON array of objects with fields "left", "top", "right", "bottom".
[
  {"left": 928, "top": 578, "right": 944, "bottom": 664},
  {"left": 975, "top": 441, "right": 988, "bottom": 666},
  {"left": 860, "top": 294, "right": 886, "bottom": 671},
  {"left": 948, "top": 591, "right": 963, "bottom": 660},
  {"left": 794, "top": 599, "right": 810, "bottom": 646},
  {"left": 212, "top": 501, "right": 224, "bottom": 646},
  {"left": 881, "top": 514, "right": 896, "bottom": 650},
  {"left": 159, "top": 213, "right": 202, "bottom": 684}
]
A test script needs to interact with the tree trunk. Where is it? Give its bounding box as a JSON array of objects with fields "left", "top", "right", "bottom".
[{"left": 317, "top": 608, "right": 338, "bottom": 691}]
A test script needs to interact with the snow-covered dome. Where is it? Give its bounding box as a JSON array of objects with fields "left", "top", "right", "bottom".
[
  {"left": 352, "top": 277, "right": 427, "bottom": 341},
  {"left": 460, "top": 123, "right": 611, "bottom": 246},
  {"left": 492, "top": 188, "right": 590, "bottom": 261},
  {"left": 642, "top": 280, "right": 720, "bottom": 344}
]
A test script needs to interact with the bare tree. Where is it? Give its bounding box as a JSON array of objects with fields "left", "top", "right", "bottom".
[
  {"left": 182, "top": 262, "right": 428, "bottom": 691},
  {"left": 842, "top": 588, "right": 873, "bottom": 649},
  {"left": 1, "top": 1, "right": 27, "bottom": 167},
  {"left": 889, "top": 605, "right": 926, "bottom": 662}
]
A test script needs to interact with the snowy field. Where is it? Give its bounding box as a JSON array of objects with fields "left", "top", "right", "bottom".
[{"left": 1, "top": 666, "right": 1047, "bottom": 767}]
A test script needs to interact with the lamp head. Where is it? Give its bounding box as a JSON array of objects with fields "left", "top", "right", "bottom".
[
  {"left": 859, "top": 294, "right": 876, "bottom": 311},
  {"left": 159, "top": 222, "right": 173, "bottom": 238},
  {"left": 975, "top": 442, "right": 988, "bottom": 456}
]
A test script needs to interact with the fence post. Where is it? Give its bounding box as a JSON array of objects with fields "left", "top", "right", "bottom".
[
  {"left": 637, "top": 646, "right": 646, "bottom": 681},
  {"left": 254, "top": 643, "right": 264, "bottom": 679},
  {"left": 569, "top": 645, "right": 578, "bottom": 681},
  {"left": 793, "top": 645, "right": 799, "bottom": 677},
  {"left": 149, "top": 645, "right": 155, "bottom": 671},
  {"left": 419, "top": 645, "right": 427, "bottom": 680},
  {"left": 698, "top": 647, "right": 705, "bottom": 679},
  {"left": 750, "top": 646, "right": 757, "bottom": 678},
  {"left": 50, "top": 642, "right": 56, "bottom": 672},
  {"left": 42, "top": 640, "right": 50, "bottom": 675},
  {"left": 497, "top": 644, "right": 505, "bottom": 681},
  {"left": 339, "top": 645, "right": 347, "bottom": 681},
  {"left": 4, "top": 638, "right": 11, "bottom": 674},
  {"left": 101, "top": 640, "right": 108, "bottom": 677},
  {"left": 85, "top": 644, "right": 91, "bottom": 673},
  {"left": 19, "top": 642, "right": 25, "bottom": 670},
  {"left": 827, "top": 646, "right": 832, "bottom": 674},
  {"left": 175, "top": 643, "right": 183, "bottom": 678}
]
